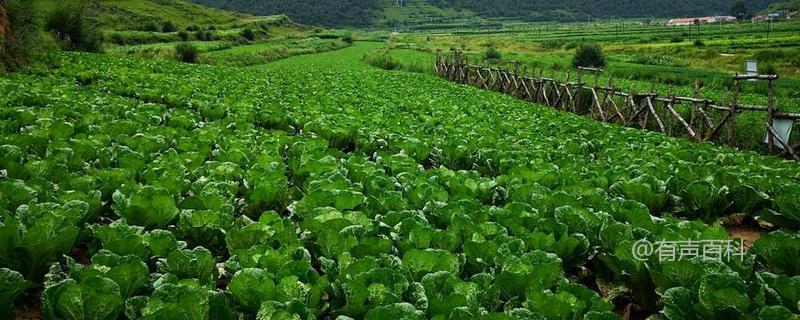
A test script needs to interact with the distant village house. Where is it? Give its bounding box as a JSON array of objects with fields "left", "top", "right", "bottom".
[
  {"left": 751, "top": 13, "right": 781, "bottom": 23},
  {"left": 666, "top": 16, "right": 737, "bottom": 26}
]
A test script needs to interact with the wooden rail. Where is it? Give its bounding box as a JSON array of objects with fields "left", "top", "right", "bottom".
[{"left": 434, "top": 49, "right": 798, "bottom": 160}]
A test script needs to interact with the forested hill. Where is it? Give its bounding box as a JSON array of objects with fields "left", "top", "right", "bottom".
[
  {"left": 430, "top": 0, "right": 777, "bottom": 21},
  {"left": 190, "top": 0, "right": 382, "bottom": 28},
  {"left": 190, "top": 0, "right": 780, "bottom": 27}
]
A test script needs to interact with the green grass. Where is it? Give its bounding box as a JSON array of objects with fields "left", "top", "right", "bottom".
[
  {"left": 375, "top": 0, "right": 485, "bottom": 29},
  {"left": 107, "top": 41, "right": 233, "bottom": 60},
  {"left": 90, "top": 0, "right": 244, "bottom": 30},
  {"left": 199, "top": 36, "right": 350, "bottom": 66}
]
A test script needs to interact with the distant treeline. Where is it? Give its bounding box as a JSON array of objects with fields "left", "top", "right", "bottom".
[
  {"left": 429, "top": 0, "right": 777, "bottom": 21},
  {"left": 190, "top": 0, "right": 382, "bottom": 27},
  {"left": 191, "top": 0, "right": 780, "bottom": 27}
]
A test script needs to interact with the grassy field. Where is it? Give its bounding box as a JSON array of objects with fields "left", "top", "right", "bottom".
[{"left": 199, "top": 36, "right": 350, "bottom": 66}]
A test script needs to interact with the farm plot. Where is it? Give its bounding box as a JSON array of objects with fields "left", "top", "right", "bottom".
[{"left": 0, "top": 42, "right": 799, "bottom": 319}]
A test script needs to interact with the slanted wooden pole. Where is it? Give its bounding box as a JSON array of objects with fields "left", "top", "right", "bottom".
[
  {"left": 729, "top": 77, "right": 740, "bottom": 146},
  {"left": 767, "top": 78, "right": 775, "bottom": 154}
]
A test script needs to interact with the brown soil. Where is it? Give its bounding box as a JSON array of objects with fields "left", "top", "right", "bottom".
[
  {"left": 13, "top": 305, "right": 40, "bottom": 320},
  {"left": 725, "top": 225, "right": 763, "bottom": 249},
  {"left": 721, "top": 213, "right": 766, "bottom": 249},
  {"left": 13, "top": 292, "right": 41, "bottom": 320}
]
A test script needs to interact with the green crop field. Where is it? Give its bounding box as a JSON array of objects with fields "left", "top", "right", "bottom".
[{"left": 2, "top": 0, "right": 800, "bottom": 319}]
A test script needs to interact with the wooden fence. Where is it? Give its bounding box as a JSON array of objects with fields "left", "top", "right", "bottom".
[{"left": 434, "top": 50, "right": 800, "bottom": 160}]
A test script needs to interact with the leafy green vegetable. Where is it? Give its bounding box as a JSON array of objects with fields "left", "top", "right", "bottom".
[
  {"left": 41, "top": 276, "right": 124, "bottom": 320},
  {"left": 112, "top": 185, "right": 180, "bottom": 229},
  {"left": 228, "top": 268, "right": 276, "bottom": 312},
  {"left": 0, "top": 201, "right": 88, "bottom": 278},
  {"left": 0, "top": 268, "right": 29, "bottom": 319}
]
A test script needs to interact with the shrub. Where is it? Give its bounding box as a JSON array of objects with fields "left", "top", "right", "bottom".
[
  {"left": 572, "top": 44, "right": 605, "bottom": 68},
  {"left": 760, "top": 63, "right": 777, "bottom": 75},
  {"left": 564, "top": 41, "right": 581, "bottom": 50},
  {"left": 343, "top": 33, "right": 354, "bottom": 44},
  {"left": 694, "top": 39, "right": 705, "bottom": 47},
  {"left": 141, "top": 21, "right": 161, "bottom": 32},
  {"left": 162, "top": 21, "right": 177, "bottom": 33},
  {"left": 187, "top": 25, "right": 200, "bottom": 32},
  {"left": 363, "top": 49, "right": 398, "bottom": 70},
  {"left": 791, "top": 56, "right": 800, "bottom": 69},
  {"left": 110, "top": 33, "right": 126, "bottom": 45},
  {"left": 45, "top": 4, "right": 102, "bottom": 52},
  {"left": 754, "top": 50, "right": 786, "bottom": 61},
  {"left": 175, "top": 42, "right": 198, "bottom": 63},
  {"left": 195, "top": 31, "right": 215, "bottom": 41},
  {"left": 484, "top": 47, "right": 501, "bottom": 62},
  {"left": 178, "top": 30, "right": 189, "bottom": 41},
  {"left": 241, "top": 28, "right": 255, "bottom": 41},
  {"left": 670, "top": 36, "right": 684, "bottom": 43},
  {"left": 541, "top": 40, "right": 565, "bottom": 50}
]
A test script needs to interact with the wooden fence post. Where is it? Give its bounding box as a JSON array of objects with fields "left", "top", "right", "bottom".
[
  {"left": 729, "top": 76, "right": 740, "bottom": 146},
  {"left": 767, "top": 78, "right": 775, "bottom": 154}
]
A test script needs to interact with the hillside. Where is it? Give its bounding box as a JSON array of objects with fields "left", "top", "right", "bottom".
[
  {"left": 94, "top": 0, "right": 244, "bottom": 30},
  {"left": 191, "top": 0, "right": 382, "bottom": 28},
  {"left": 191, "top": 0, "right": 782, "bottom": 27},
  {"left": 767, "top": 0, "right": 800, "bottom": 14},
  {"left": 34, "top": 0, "right": 245, "bottom": 30}
]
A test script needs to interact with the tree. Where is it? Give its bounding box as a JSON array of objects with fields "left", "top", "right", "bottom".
[
  {"left": 731, "top": 0, "right": 748, "bottom": 19},
  {"left": 572, "top": 44, "right": 605, "bottom": 68},
  {"left": 45, "top": 3, "right": 102, "bottom": 52}
]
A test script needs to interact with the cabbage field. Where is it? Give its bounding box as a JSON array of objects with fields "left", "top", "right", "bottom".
[{"left": 1, "top": 42, "right": 800, "bottom": 319}]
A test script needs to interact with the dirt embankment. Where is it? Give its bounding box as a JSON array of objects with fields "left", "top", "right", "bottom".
[
  {"left": 0, "top": 4, "right": 10, "bottom": 41},
  {"left": 0, "top": 3, "right": 19, "bottom": 71}
]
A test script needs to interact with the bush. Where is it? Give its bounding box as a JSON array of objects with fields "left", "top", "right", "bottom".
[
  {"left": 45, "top": 4, "right": 102, "bottom": 52},
  {"left": 175, "top": 42, "right": 198, "bottom": 63},
  {"left": 572, "top": 44, "right": 605, "bottom": 68},
  {"left": 363, "top": 49, "right": 398, "bottom": 70},
  {"left": 141, "top": 21, "right": 161, "bottom": 32},
  {"left": 178, "top": 30, "right": 190, "bottom": 41},
  {"left": 760, "top": 63, "right": 777, "bottom": 75},
  {"left": 162, "top": 21, "right": 177, "bottom": 33},
  {"left": 694, "top": 39, "right": 705, "bottom": 47},
  {"left": 541, "top": 40, "right": 565, "bottom": 50},
  {"left": 670, "top": 36, "right": 684, "bottom": 43},
  {"left": 241, "top": 28, "right": 255, "bottom": 41},
  {"left": 110, "top": 33, "right": 126, "bottom": 45},
  {"left": 564, "top": 41, "right": 581, "bottom": 50},
  {"left": 484, "top": 47, "right": 501, "bottom": 61},
  {"left": 343, "top": 33, "right": 354, "bottom": 44},
  {"left": 195, "top": 31, "right": 214, "bottom": 41}
]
